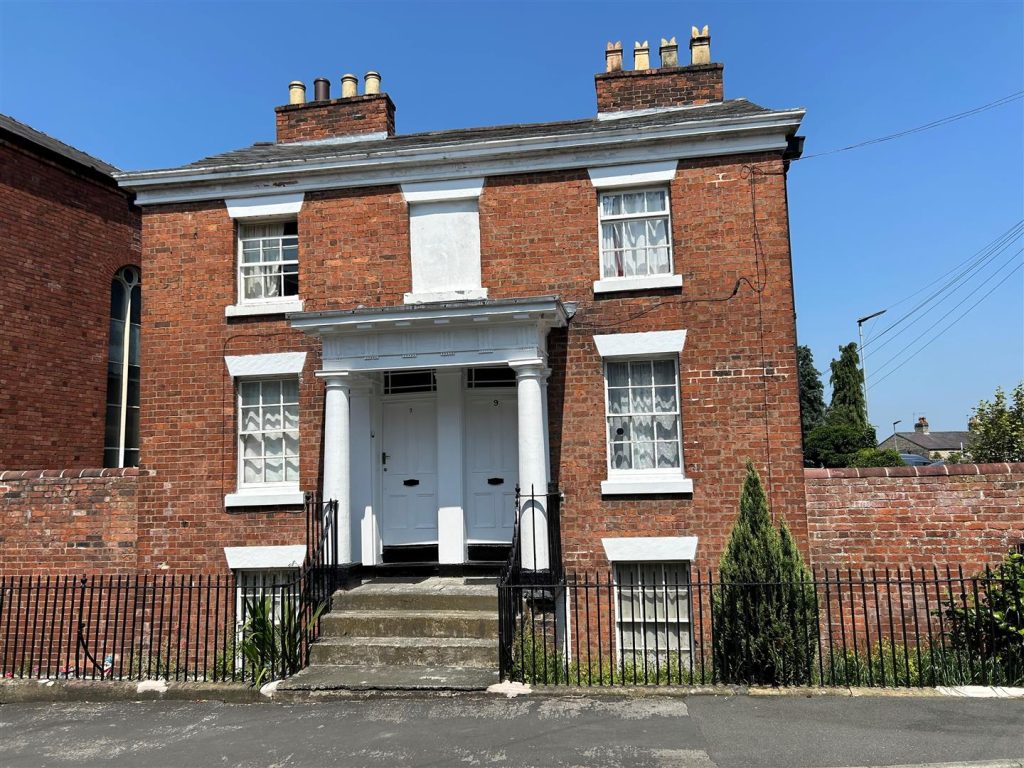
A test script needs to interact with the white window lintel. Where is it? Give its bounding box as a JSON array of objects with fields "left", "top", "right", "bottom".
[
  {"left": 224, "top": 488, "right": 304, "bottom": 508},
  {"left": 223, "top": 544, "right": 306, "bottom": 570},
  {"left": 225, "top": 352, "right": 306, "bottom": 378},
  {"left": 601, "top": 536, "right": 698, "bottom": 562},
  {"left": 225, "top": 193, "right": 304, "bottom": 219},
  {"left": 594, "top": 330, "right": 687, "bottom": 359},
  {"left": 587, "top": 161, "right": 678, "bottom": 189},
  {"left": 401, "top": 178, "right": 485, "bottom": 203}
]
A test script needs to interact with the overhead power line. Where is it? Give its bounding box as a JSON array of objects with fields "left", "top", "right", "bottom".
[
  {"left": 863, "top": 221, "right": 1024, "bottom": 357},
  {"left": 868, "top": 255, "right": 1024, "bottom": 389},
  {"left": 798, "top": 91, "right": 1023, "bottom": 161}
]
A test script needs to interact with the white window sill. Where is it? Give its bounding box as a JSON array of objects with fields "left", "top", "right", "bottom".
[
  {"left": 403, "top": 288, "right": 488, "bottom": 304},
  {"left": 593, "top": 274, "right": 683, "bottom": 294},
  {"left": 225, "top": 299, "right": 304, "bottom": 318},
  {"left": 601, "top": 474, "right": 693, "bottom": 495},
  {"left": 224, "top": 488, "right": 304, "bottom": 508}
]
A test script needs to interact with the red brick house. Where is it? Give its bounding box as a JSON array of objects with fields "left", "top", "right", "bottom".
[
  {"left": 0, "top": 114, "right": 141, "bottom": 470},
  {"left": 116, "top": 30, "right": 807, "bottom": 582}
]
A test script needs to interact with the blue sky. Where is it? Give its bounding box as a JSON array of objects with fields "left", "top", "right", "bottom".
[{"left": 2, "top": 0, "right": 1021, "bottom": 433}]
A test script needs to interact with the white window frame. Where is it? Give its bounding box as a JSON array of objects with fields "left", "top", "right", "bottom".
[
  {"left": 224, "top": 353, "right": 306, "bottom": 508},
  {"left": 236, "top": 376, "right": 300, "bottom": 487},
  {"left": 612, "top": 561, "right": 692, "bottom": 665},
  {"left": 594, "top": 186, "right": 682, "bottom": 294},
  {"left": 231, "top": 218, "right": 302, "bottom": 312},
  {"left": 595, "top": 331, "right": 692, "bottom": 495}
]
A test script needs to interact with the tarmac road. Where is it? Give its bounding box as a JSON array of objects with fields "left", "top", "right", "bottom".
[{"left": 1, "top": 693, "right": 1022, "bottom": 767}]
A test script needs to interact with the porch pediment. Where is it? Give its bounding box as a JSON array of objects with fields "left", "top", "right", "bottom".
[{"left": 290, "top": 296, "right": 570, "bottom": 372}]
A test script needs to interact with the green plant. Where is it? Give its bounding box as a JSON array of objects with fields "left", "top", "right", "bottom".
[
  {"left": 940, "top": 552, "right": 1024, "bottom": 685},
  {"left": 968, "top": 382, "right": 1024, "bottom": 463},
  {"left": 239, "top": 596, "right": 325, "bottom": 687},
  {"left": 804, "top": 423, "right": 878, "bottom": 468},
  {"left": 849, "top": 448, "right": 905, "bottom": 468},
  {"left": 712, "top": 461, "right": 820, "bottom": 685}
]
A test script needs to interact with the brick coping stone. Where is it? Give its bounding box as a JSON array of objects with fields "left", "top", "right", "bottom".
[
  {"left": 0, "top": 468, "right": 154, "bottom": 480},
  {"left": 805, "top": 463, "right": 1024, "bottom": 480}
]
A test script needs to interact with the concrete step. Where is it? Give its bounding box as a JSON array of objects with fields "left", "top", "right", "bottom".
[
  {"left": 279, "top": 664, "right": 498, "bottom": 693},
  {"left": 321, "top": 609, "right": 499, "bottom": 640},
  {"left": 309, "top": 636, "right": 497, "bottom": 669},
  {"left": 333, "top": 578, "right": 497, "bottom": 613}
]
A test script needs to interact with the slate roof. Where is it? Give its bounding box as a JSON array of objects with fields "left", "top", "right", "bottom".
[
  {"left": 0, "top": 113, "right": 118, "bottom": 177},
  {"left": 884, "top": 431, "right": 973, "bottom": 451},
  {"left": 128, "top": 99, "right": 787, "bottom": 177}
]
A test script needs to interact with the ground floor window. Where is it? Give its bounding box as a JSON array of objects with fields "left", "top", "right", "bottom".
[{"left": 614, "top": 561, "right": 691, "bottom": 664}]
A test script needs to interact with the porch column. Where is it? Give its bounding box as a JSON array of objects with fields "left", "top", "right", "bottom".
[
  {"left": 319, "top": 371, "right": 352, "bottom": 564},
  {"left": 511, "top": 359, "right": 550, "bottom": 571},
  {"left": 435, "top": 368, "right": 467, "bottom": 564}
]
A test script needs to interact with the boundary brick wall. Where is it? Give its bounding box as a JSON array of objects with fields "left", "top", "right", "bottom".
[
  {"left": 0, "top": 139, "right": 140, "bottom": 469},
  {"left": 0, "top": 469, "right": 147, "bottom": 575},
  {"left": 805, "top": 463, "right": 1024, "bottom": 572}
]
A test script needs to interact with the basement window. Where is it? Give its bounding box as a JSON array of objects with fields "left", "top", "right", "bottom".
[{"left": 613, "top": 561, "right": 692, "bottom": 666}]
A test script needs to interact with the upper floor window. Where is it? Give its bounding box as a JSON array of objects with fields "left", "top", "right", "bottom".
[
  {"left": 605, "top": 359, "right": 681, "bottom": 472},
  {"left": 598, "top": 189, "right": 672, "bottom": 280},
  {"left": 238, "top": 378, "right": 300, "bottom": 487},
  {"left": 238, "top": 221, "right": 298, "bottom": 304},
  {"left": 103, "top": 266, "right": 141, "bottom": 468}
]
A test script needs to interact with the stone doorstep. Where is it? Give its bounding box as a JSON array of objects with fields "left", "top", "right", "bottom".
[{"left": 277, "top": 664, "right": 499, "bottom": 693}]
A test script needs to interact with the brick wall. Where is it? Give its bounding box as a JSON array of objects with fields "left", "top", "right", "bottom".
[
  {"left": 0, "top": 139, "right": 140, "bottom": 468},
  {"left": 136, "top": 150, "right": 805, "bottom": 574},
  {"left": 805, "top": 463, "right": 1024, "bottom": 571},
  {"left": 0, "top": 469, "right": 146, "bottom": 575},
  {"left": 595, "top": 64, "right": 724, "bottom": 112}
]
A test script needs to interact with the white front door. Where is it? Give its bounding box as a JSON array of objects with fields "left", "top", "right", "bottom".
[
  {"left": 381, "top": 397, "right": 438, "bottom": 546},
  {"left": 465, "top": 391, "right": 518, "bottom": 543}
]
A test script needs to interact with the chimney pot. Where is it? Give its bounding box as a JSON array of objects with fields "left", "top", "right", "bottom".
[
  {"left": 659, "top": 37, "right": 678, "bottom": 67},
  {"left": 287, "top": 81, "right": 306, "bottom": 105},
  {"left": 364, "top": 70, "right": 381, "bottom": 95},
  {"left": 633, "top": 40, "right": 650, "bottom": 71},
  {"left": 605, "top": 41, "right": 623, "bottom": 73},
  {"left": 313, "top": 77, "right": 331, "bottom": 102},
  {"left": 690, "top": 25, "right": 711, "bottom": 65},
  {"left": 341, "top": 73, "right": 359, "bottom": 99}
]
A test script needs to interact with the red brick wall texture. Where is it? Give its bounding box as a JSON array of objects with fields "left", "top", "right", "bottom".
[
  {"left": 805, "top": 463, "right": 1024, "bottom": 572},
  {"left": 595, "top": 64, "right": 725, "bottom": 112},
  {"left": 132, "top": 152, "right": 805, "bottom": 574},
  {"left": 0, "top": 469, "right": 145, "bottom": 575},
  {"left": 0, "top": 140, "right": 140, "bottom": 469}
]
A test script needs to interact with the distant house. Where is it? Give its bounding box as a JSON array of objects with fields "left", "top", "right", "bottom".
[{"left": 878, "top": 417, "right": 971, "bottom": 459}]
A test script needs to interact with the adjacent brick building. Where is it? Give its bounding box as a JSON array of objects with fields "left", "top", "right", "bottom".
[
  {"left": 115, "top": 31, "right": 808, "bottom": 579},
  {"left": 0, "top": 114, "right": 141, "bottom": 469}
]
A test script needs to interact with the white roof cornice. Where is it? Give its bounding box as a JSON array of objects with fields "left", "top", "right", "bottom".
[{"left": 118, "top": 109, "right": 804, "bottom": 207}]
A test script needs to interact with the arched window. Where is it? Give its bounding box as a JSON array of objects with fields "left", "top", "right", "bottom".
[{"left": 103, "top": 266, "right": 141, "bottom": 468}]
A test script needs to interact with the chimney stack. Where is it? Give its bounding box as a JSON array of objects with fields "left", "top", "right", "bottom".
[
  {"left": 594, "top": 26, "right": 723, "bottom": 113},
  {"left": 690, "top": 25, "right": 711, "bottom": 65},
  {"left": 276, "top": 70, "right": 396, "bottom": 143},
  {"left": 915, "top": 417, "right": 930, "bottom": 434}
]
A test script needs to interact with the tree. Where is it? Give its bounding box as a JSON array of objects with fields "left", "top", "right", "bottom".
[
  {"left": 968, "top": 382, "right": 1024, "bottom": 463},
  {"left": 803, "top": 342, "right": 883, "bottom": 467},
  {"left": 712, "top": 461, "right": 819, "bottom": 685},
  {"left": 797, "top": 345, "right": 826, "bottom": 439},
  {"left": 826, "top": 342, "right": 868, "bottom": 429}
]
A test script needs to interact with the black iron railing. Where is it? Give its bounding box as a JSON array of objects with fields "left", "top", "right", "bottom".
[
  {"left": 498, "top": 485, "right": 564, "bottom": 679},
  {"left": 499, "top": 561, "right": 1024, "bottom": 688},
  {"left": 0, "top": 493, "right": 339, "bottom": 683}
]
